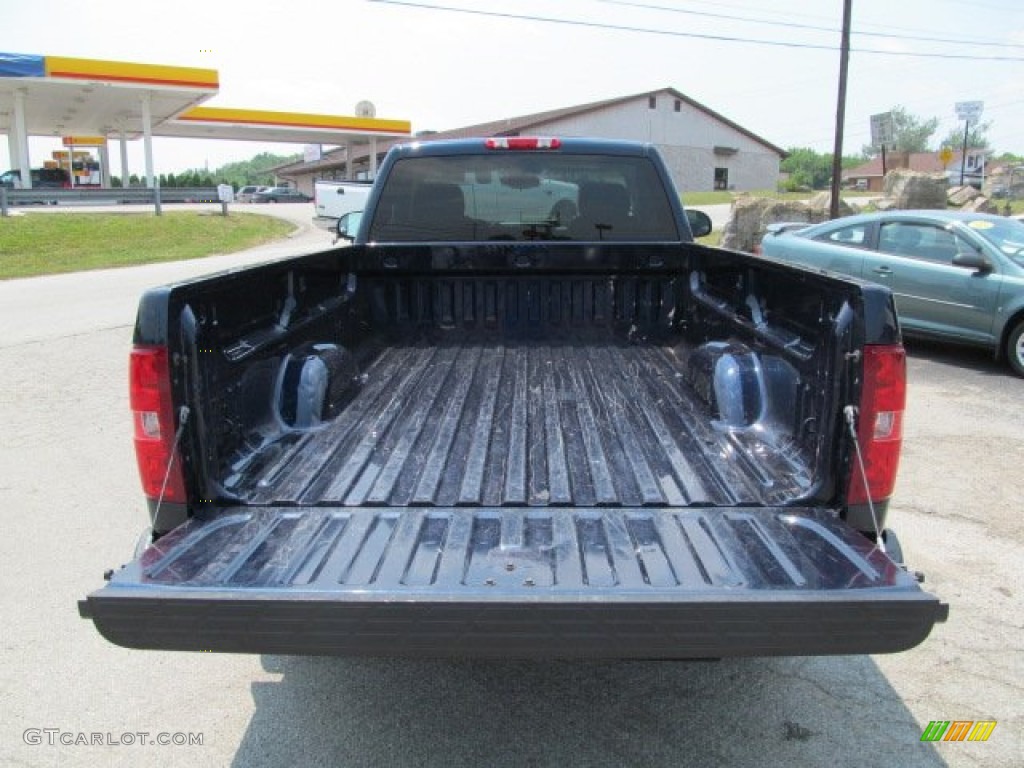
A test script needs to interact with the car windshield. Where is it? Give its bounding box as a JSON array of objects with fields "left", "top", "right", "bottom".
[
  {"left": 966, "top": 219, "right": 1024, "bottom": 266},
  {"left": 367, "top": 153, "right": 679, "bottom": 242}
]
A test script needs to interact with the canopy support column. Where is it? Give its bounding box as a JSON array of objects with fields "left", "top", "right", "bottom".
[
  {"left": 141, "top": 92, "right": 155, "bottom": 189},
  {"left": 13, "top": 88, "right": 32, "bottom": 189},
  {"left": 97, "top": 141, "right": 110, "bottom": 188},
  {"left": 119, "top": 129, "right": 130, "bottom": 187}
]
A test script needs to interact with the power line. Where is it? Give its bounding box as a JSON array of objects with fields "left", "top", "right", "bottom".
[
  {"left": 592, "top": 0, "right": 1024, "bottom": 50},
  {"left": 641, "top": 0, "right": 1021, "bottom": 43},
  {"left": 368, "top": 1, "right": 1024, "bottom": 62}
]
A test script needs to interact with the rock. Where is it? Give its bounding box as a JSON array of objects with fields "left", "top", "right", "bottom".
[
  {"left": 883, "top": 170, "right": 947, "bottom": 209},
  {"left": 961, "top": 196, "right": 998, "bottom": 214},
  {"left": 720, "top": 197, "right": 823, "bottom": 253},
  {"left": 807, "top": 191, "right": 856, "bottom": 217},
  {"left": 874, "top": 198, "right": 896, "bottom": 211},
  {"left": 720, "top": 196, "right": 771, "bottom": 252},
  {"left": 947, "top": 185, "right": 980, "bottom": 206}
]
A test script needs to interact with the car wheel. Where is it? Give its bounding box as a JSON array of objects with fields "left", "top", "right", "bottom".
[
  {"left": 1007, "top": 320, "right": 1024, "bottom": 377},
  {"left": 269, "top": 199, "right": 278, "bottom": 203}
]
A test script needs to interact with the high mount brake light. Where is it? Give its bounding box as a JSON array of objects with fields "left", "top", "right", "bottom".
[
  {"left": 847, "top": 344, "right": 906, "bottom": 507},
  {"left": 485, "top": 137, "right": 562, "bottom": 150},
  {"left": 130, "top": 345, "right": 187, "bottom": 503}
]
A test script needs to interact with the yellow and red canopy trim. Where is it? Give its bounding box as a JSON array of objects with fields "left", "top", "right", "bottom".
[
  {"left": 44, "top": 56, "right": 219, "bottom": 89},
  {"left": 177, "top": 106, "right": 410, "bottom": 135}
]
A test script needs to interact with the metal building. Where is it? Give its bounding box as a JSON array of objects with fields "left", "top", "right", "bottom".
[{"left": 278, "top": 87, "right": 785, "bottom": 195}]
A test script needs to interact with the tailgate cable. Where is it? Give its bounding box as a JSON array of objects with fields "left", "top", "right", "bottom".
[
  {"left": 149, "top": 405, "right": 191, "bottom": 542},
  {"left": 843, "top": 405, "right": 885, "bottom": 554}
]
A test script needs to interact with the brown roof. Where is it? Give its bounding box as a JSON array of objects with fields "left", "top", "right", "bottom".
[
  {"left": 276, "top": 87, "right": 785, "bottom": 177},
  {"left": 843, "top": 150, "right": 986, "bottom": 179}
]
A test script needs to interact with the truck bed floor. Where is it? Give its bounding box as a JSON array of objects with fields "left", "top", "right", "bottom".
[{"left": 238, "top": 339, "right": 812, "bottom": 508}]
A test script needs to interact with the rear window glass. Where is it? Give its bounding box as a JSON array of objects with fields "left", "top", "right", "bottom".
[
  {"left": 367, "top": 153, "right": 679, "bottom": 242},
  {"left": 818, "top": 223, "right": 867, "bottom": 246}
]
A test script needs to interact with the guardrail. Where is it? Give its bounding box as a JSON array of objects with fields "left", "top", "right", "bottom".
[{"left": 0, "top": 187, "right": 226, "bottom": 217}]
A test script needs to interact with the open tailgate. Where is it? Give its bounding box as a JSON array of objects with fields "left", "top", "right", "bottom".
[{"left": 80, "top": 507, "right": 947, "bottom": 658}]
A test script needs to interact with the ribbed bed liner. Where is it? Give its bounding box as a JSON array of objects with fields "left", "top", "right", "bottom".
[{"left": 239, "top": 338, "right": 813, "bottom": 508}]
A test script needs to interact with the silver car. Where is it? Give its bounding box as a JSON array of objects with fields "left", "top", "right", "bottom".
[{"left": 760, "top": 210, "right": 1024, "bottom": 376}]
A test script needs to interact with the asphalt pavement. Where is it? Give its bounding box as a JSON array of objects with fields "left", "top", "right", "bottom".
[{"left": 0, "top": 204, "right": 1020, "bottom": 767}]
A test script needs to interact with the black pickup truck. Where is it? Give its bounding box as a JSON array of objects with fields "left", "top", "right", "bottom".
[{"left": 81, "top": 137, "right": 947, "bottom": 658}]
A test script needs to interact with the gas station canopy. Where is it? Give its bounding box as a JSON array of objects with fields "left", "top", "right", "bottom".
[
  {"left": 165, "top": 106, "right": 411, "bottom": 144},
  {"left": 0, "top": 52, "right": 411, "bottom": 187}
]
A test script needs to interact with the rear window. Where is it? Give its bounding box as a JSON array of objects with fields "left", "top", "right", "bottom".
[
  {"left": 817, "top": 223, "right": 867, "bottom": 246},
  {"left": 367, "top": 153, "right": 680, "bottom": 242}
]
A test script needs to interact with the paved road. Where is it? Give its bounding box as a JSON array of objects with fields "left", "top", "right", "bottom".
[
  {"left": 0, "top": 212, "right": 1021, "bottom": 767},
  {"left": 689, "top": 202, "right": 731, "bottom": 230}
]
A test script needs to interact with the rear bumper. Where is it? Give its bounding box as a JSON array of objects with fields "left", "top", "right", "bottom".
[
  {"left": 80, "top": 506, "right": 948, "bottom": 658},
  {"left": 81, "top": 588, "right": 946, "bottom": 659},
  {"left": 312, "top": 215, "right": 338, "bottom": 230}
]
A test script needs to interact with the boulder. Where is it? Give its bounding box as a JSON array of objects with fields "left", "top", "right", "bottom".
[
  {"left": 947, "top": 185, "right": 980, "bottom": 207},
  {"left": 961, "top": 196, "right": 998, "bottom": 214},
  {"left": 720, "top": 197, "right": 823, "bottom": 253},
  {"left": 807, "top": 191, "right": 856, "bottom": 217},
  {"left": 720, "top": 196, "right": 769, "bottom": 252},
  {"left": 883, "top": 170, "right": 947, "bottom": 209}
]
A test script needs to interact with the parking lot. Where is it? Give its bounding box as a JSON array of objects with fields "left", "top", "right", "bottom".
[{"left": 0, "top": 207, "right": 1020, "bottom": 767}]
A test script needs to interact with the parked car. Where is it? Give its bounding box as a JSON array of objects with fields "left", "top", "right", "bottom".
[
  {"left": 0, "top": 167, "right": 71, "bottom": 189},
  {"left": 760, "top": 210, "right": 1024, "bottom": 375},
  {"left": 251, "top": 186, "right": 311, "bottom": 203},
  {"left": 235, "top": 185, "right": 268, "bottom": 203}
]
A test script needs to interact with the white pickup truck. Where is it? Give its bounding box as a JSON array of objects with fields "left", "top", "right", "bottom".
[{"left": 312, "top": 179, "right": 373, "bottom": 233}]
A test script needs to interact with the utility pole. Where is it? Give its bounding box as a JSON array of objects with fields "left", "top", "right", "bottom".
[
  {"left": 830, "top": 0, "right": 853, "bottom": 220},
  {"left": 959, "top": 123, "right": 971, "bottom": 186}
]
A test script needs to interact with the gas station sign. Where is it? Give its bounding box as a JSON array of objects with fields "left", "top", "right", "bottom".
[{"left": 62, "top": 136, "right": 107, "bottom": 146}]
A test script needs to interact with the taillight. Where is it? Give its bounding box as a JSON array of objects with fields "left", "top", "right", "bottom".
[
  {"left": 130, "top": 345, "right": 187, "bottom": 503},
  {"left": 846, "top": 344, "right": 906, "bottom": 506},
  {"left": 485, "top": 137, "right": 562, "bottom": 150}
]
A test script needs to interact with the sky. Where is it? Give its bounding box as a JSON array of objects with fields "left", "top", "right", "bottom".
[{"left": 2, "top": 0, "right": 1024, "bottom": 175}]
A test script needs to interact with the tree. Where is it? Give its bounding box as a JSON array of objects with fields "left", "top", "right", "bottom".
[
  {"left": 212, "top": 152, "right": 301, "bottom": 189},
  {"left": 781, "top": 148, "right": 867, "bottom": 190},
  {"left": 993, "top": 151, "right": 1023, "bottom": 165},
  {"left": 940, "top": 121, "right": 991, "bottom": 151},
  {"left": 862, "top": 105, "right": 939, "bottom": 156}
]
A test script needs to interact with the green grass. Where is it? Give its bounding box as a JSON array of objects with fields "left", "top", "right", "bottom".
[
  {"left": 0, "top": 211, "right": 295, "bottom": 279},
  {"left": 696, "top": 230, "right": 723, "bottom": 247}
]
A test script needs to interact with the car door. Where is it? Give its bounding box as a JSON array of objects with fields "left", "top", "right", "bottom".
[{"left": 869, "top": 220, "right": 1000, "bottom": 343}]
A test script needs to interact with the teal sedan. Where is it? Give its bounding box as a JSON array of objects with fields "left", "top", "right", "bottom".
[{"left": 759, "top": 210, "right": 1024, "bottom": 376}]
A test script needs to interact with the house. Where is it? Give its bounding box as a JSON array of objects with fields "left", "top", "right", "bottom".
[
  {"left": 275, "top": 88, "right": 786, "bottom": 196},
  {"left": 843, "top": 149, "right": 992, "bottom": 192}
]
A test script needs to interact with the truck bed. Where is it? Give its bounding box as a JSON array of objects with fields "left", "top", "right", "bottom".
[
  {"left": 236, "top": 336, "right": 809, "bottom": 509},
  {"left": 81, "top": 241, "right": 947, "bottom": 658}
]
